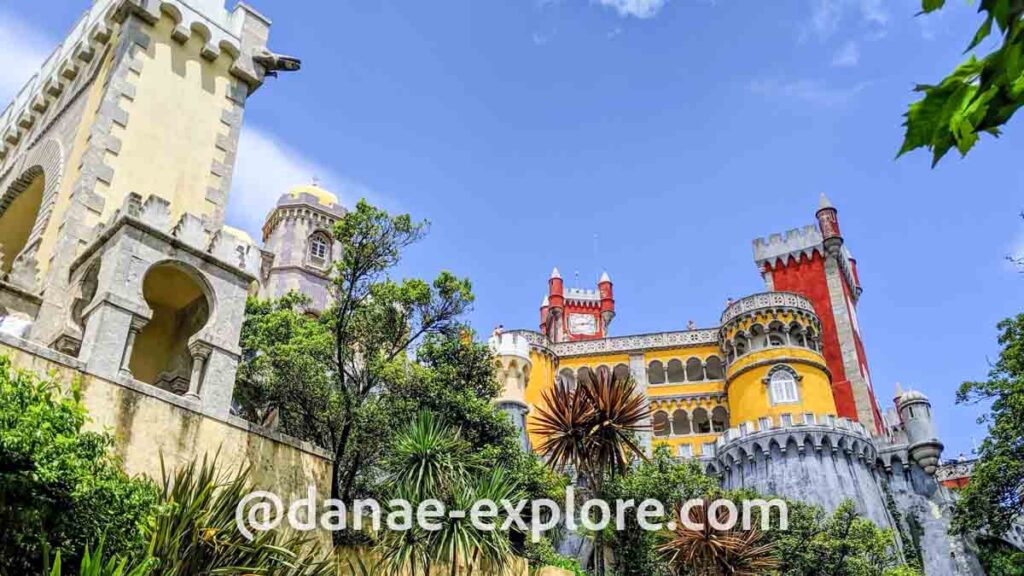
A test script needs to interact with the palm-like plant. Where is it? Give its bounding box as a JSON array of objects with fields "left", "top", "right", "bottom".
[
  {"left": 657, "top": 499, "right": 778, "bottom": 576},
  {"left": 378, "top": 412, "right": 523, "bottom": 576},
  {"left": 530, "top": 369, "right": 650, "bottom": 575},
  {"left": 145, "top": 454, "right": 334, "bottom": 576}
]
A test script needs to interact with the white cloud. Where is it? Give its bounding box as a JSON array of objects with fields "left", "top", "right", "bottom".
[
  {"left": 749, "top": 78, "right": 870, "bottom": 107},
  {"left": 832, "top": 40, "right": 860, "bottom": 67},
  {"left": 595, "top": 0, "right": 669, "bottom": 19},
  {"left": 0, "top": 10, "right": 53, "bottom": 105},
  {"left": 803, "top": 0, "right": 890, "bottom": 41},
  {"left": 228, "top": 125, "right": 377, "bottom": 241}
]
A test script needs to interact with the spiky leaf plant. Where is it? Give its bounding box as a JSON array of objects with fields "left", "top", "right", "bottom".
[{"left": 657, "top": 499, "right": 778, "bottom": 576}]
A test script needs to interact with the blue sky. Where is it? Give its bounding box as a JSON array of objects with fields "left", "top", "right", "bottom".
[{"left": 2, "top": 0, "right": 1022, "bottom": 458}]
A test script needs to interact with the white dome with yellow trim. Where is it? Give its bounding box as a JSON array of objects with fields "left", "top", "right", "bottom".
[{"left": 288, "top": 183, "right": 338, "bottom": 208}]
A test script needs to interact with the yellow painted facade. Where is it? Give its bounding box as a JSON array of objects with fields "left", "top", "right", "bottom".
[{"left": 502, "top": 291, "right": 841, "bottom": 460}]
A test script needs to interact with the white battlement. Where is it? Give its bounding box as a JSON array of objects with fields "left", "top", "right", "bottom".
[
  {"left": 489, "top": 332, "right": 532, "bottom": 361},
  {"left": 752, "top": 224, "right": 823, "bottom": 267}
]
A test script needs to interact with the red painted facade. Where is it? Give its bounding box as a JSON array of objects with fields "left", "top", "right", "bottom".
[
  {"left": 765, "top": 252, "right": 861, "bottom": 422},
  {"left": 540, "top": 269, "right": 616, "bottom": 342}
]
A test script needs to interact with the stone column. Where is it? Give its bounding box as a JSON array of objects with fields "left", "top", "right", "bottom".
[
  {"left": 119, "top": 315, "right": 148, "bottom": 376},
  {"left": 630, "top": 353, "right": 652, "bottom": 454},
  {"left": 185, "top": 341, "right": 212, "bottom": 400}
]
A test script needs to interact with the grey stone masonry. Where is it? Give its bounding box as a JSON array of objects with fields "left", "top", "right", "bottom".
[{"left": 73, "top": 193, "right": 259, "bottom": 417}]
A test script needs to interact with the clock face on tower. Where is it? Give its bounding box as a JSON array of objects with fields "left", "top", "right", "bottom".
[{"left": 568, "top": 313, "right": 598, "bottom": 335}]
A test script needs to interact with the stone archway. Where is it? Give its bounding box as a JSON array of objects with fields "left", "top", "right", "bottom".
[
  {"left": 0, "top": 168, "right": 44, "bottom": 274},
  {"left": 0, "top": 139, "right": 64, "bottom": 282},
  {"left": 128, "top": 261, "right": 211, "bottom": 393}
]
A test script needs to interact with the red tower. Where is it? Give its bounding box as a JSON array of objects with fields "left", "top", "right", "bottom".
[
  {"left": 540, "top": 268, "right": 615, "bottom": 342},
  {"left": 753, "top": 194, "right": 884, "bottom": 435}
]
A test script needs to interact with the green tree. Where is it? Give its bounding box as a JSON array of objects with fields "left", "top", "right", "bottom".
[
  {"left": 232, "top": 201, "right": 475, "bottom": 531},
  {"left": 377, "top": 411, "right": 525, "bottom": 575},
  {"left": 771, "top": 500, "right": 913, "bottom": 576},
  {"left": 531, "top": 369, "right": 650, "bottom": 576},
  {"left": 899, "top": 1, "right": 1024, "bottom": 165},
  {"left": 601, "top": 446, "right": 717, "bottom": 576},
  {"left": 0, "top": 355, "right": 158, "bottom": 574},
  {"left": 952, "top": 313, "right": 1024, "bottom": 537}
]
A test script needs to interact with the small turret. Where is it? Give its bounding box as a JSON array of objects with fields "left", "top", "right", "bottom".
[
  {"left": 489, "top": 332, "right": 532, "bottom": 451},
  {"left": 545, "top": 268, "right": 565, "bottom": 341},
  {"left": 598, "top": 270, "right": 615, "bottom": 333},
  {"left": 898, "top": 388, "right": 944, "bottom": 475},
  {"left": 816, "top": 193, "right": 843, "bottom": 255}
]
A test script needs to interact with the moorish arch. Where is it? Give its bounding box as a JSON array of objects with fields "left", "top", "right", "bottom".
[
  {"left": 0, "top": 139, "right": 64, "bottom": 279},
  {"left": 128, "top": 261, "right": 212, "bottom": 393}
]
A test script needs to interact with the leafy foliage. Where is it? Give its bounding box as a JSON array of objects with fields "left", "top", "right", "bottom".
[
  {"left": 770, "top": 500, "right": 913, "bottom": 576},
  {"left": 601, "top": 446, "right": 717, "bottom": 576},
  {"left": 0, "top": 355, "right": 158, "bottom": 574},
  {"left": 142, "top": 454, "right": 333, "bottom": 576},
  {"left": 952, "top": 313, "right": 1024, "bottom": 537},
  {"left": 976, "top": 536, "right": 1024, "bottom": 576},
  {"left": 377, "top": 411, "right": 525, "bottom": 575},
  {"left": 900, "top": 1, "right": 1024, "bottom": 165},
  {"left": 657, "top": 497, "right": 778, "bottom": 576},
  {"left": 531, "top": 368, "right": 650, "bottom": 576},
  {"left": 234, "top": 201, "right": 477, "bottom": 535}
]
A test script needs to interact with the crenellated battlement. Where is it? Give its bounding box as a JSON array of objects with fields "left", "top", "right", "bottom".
[
  {"left": 752, "top": 224, "right": 823, "bottom": 268},
  {"left": 0, "top": 0, "right": 274, "bottom": 170}
]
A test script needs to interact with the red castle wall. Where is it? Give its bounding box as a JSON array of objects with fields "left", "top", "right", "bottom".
[{"left": 765, "top": 252, "right": 860, "bottom": 422}]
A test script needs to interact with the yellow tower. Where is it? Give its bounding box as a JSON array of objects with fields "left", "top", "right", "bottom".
[
  {"left": 720, "top": 292, "right": 838, "bottom": 430},
  {"left": 490, "top": 331, "right": 535, "bottom": 450},
  {"left": 0, "top": 0, "right": 297, "bottom": 351}
]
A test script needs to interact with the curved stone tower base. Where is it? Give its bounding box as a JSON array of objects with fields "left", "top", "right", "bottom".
[{"left": 711, "top": 420, "right": 984, "bottom": 575}]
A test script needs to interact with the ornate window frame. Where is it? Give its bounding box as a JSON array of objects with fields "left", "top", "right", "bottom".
[
  {"left": 306, "top": 230, "right": 331, "bottom": 270},
  {"left": 763, "top": 364, "right": 802, "bottom": 406}
]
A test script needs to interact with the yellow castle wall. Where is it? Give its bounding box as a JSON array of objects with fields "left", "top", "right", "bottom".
[
  {"left": 103, "top": 15, "right": 235, "bottom": 225},
  {"left": 726, "top": 346, "right": 836, "bottom": 426}
]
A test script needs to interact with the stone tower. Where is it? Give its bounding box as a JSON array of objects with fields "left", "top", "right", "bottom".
[
  {"left": 0, "top": 0, "right": 298, "bottom": 417},
  {"left": 753, "top": 195, "right": 884, "bottom": 435},
  {"left": 489, "top": 331, "right": 532, "bottom": 451},
  {"left": 259, "top": 183, "right": 345, "bottom": 313},
  {"left": 897, "top": 389, "right": 944, "bottom": 474},
  {"left": 539, "top": 268, "right": 615, "bottom": 343},
  {"left": 0, "top": 0, "right": 297, "bottom": 352}
]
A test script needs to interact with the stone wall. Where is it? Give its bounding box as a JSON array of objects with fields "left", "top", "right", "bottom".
[{"left": 0, "top": 331, "right": 330, "bottom": 503}]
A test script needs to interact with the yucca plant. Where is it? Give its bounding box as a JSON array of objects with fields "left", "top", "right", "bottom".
[
  {"left": 144, "top": 453, "right": 334, "bottom": 576},
  {"left": 377, "top": 412, "right": 524, "bottom": 576},
  {"left": 657, "top": 499, "right": 778, "bottom": 576},
  {"left": 530, "top": 369, "right": 650, "bottom": 576}
]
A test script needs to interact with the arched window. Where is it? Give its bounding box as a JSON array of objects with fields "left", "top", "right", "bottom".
[
  {"left": 613, "top": 363, "right": 630, "bottom": 381},
  {"left": 734, "top": 333, "right": 749, "bottom": 357},
  {"left": 577, "top": 366, "right": 594, "bottom": 385},
  {"left": 596, "top": 365, "right": 611, "bottom": 380},
  {"left": 686, "top": 357, "right": 704, "bottom": 381},
  {"left": 558, "top": 368, "right": 576, "bottom": 390},
  {"left": 667, "top": 359, "right": 686, "bottom": 383},
  {"left": 711, "top": 406, "right": 729, "bottom": 432},
  {"left": 790, "top": 322, "right": 807, "bottom": 348},
  {"left": 768, "top": 321, "right": 786, "bottom": 346},
  {"left": 648, "top": 361, "right": 666, "bottom": 385},
  {"left": 806, "top": 328, "right": 819, "bottom": 352},
  {"left": 750, "top": 324, "right": 767, "bottom": 350},
  {"left": 0, "top": 168, "right": 45, "bottom": 274},
  {"left": 308, "top": 232, "right": 330, "bottom": 266},
  {"left": 672, "top": 409, "right": 691, "bottom": 435},
  {"left": 692, "top": 408, "right": 711, "bottom": 434},
  {"left": 705, "top": 356, "right": 724, "bottom": 380},
  {"left": 653, "top": 411, "right": 670, "bottom": 437},
  {"left": 130, "top": 262, "right": 211, "bottom": 393},
  {"left": 768, "top": 368, "right": 800, "bottom": 405}
]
